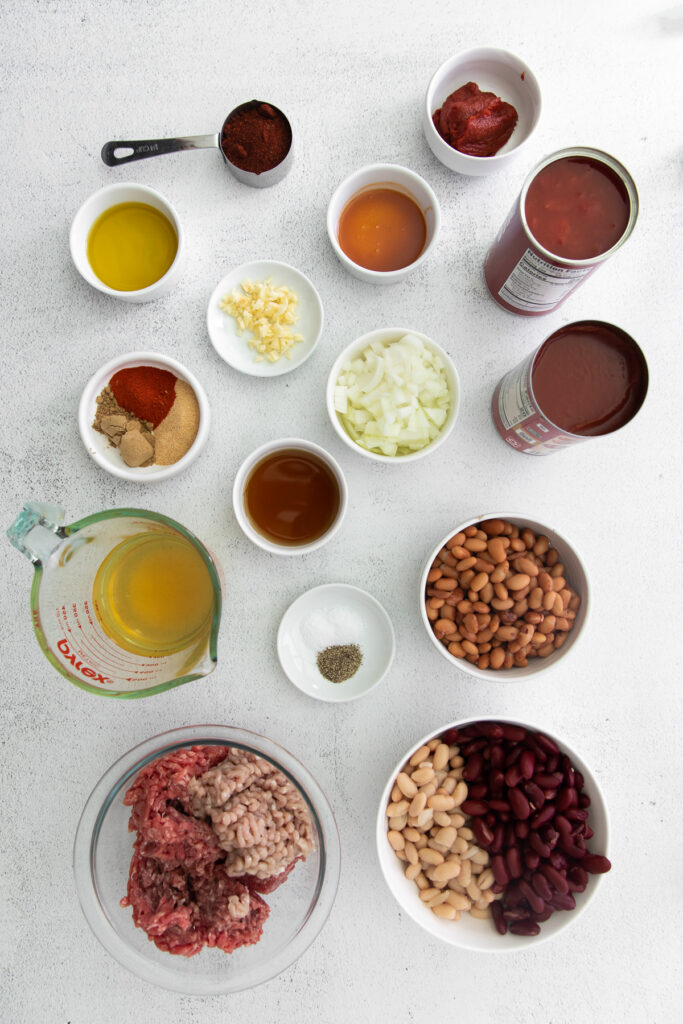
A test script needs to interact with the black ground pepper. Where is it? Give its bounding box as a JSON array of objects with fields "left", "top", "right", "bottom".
[{"left": 316, "top": 644, "right": 363, "bottom": 683}]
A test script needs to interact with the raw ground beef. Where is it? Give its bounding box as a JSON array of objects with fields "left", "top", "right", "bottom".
[{"left": 120, "top": 745, "right": 312, "bottom": 957}]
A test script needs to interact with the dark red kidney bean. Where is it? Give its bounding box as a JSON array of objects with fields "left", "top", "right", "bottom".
[
  {"left": 505, "top": 764, "right": 523, "bottom": 788},
  {"left": 556, "top": 786, "right": 577, "bottom": 812},
  {"left": 489, "top": 769, "right": 505, "bottom": 797},
  {"left": 490, "top": 745, "right": 505, "bottom": 769},
  {"left": 540, "top": 826, "right": 559, "bottom": 850},
  {"left": 529, "top": 832, "right": 550, "bottom": 858},
  {"left": 508, "top": 788, "right": 531, "bottom": 820},
  {"left": 501, "top": 724, "right": 527, "bottom": 742},
  {"left": 477, "top": 722, "right": 504, "bottom": 738},
  {"left": 549, "top": 851, "right": 567, "bottom": 872},
  {"left": 492, "top": 854, "right": 510, "bottom": 886},
  {"left": 524, "top": 850, "right": 540, "bottom": 870},
  {"left": 574, "top": 770, "right": 585, "bottom": 790},
  {"left": 461, "top": 799, "right": 489, "bottom": 815},
  {"left": 484, "top": 812, "right": 497, "bottom": 827},
  {"left": 462, "top": 739, "right": 487, "bottom": 757},
  {"left": 492, "top": 882, "right": 505, "bottom": 894},
  {"left": 510, "top": 920, "right": 540, "bottom": 936},
  {"left": 546, "top": 754, "right": 559, "bottom": 773},
  {"left": 523, "top": 781, "right": 545, "bottom": 808},
  {"left": 583, "top": 825, "right": 594, "bottom": 840},
  {"left": 582, "top": 854, "right": 612, "bottom": 874},
  {"left": 473, "top": 817, "right": 494, "bottom": 847},
  {"left": 567, "top": 867, "right": 588, "bottom": 892},
  {"left": 550, "top": 892, "right": 576, "bottom": 912},
  {"left": 559, "top": 840, "right": 586, "bottom": 859},
  {"left": 468, "top": 783, "right": 488, "bottom": 800},
  {"left": 505, "top": 846, "right": 523, "bottom": 879},
  {"left": 531, "top": 872, "right": 553, "bottom": 901},
  {"left": 579, "top": 793, "right": 591, "bottom": 808},
  {"left": 539, "top": 863, "right": 569, "bottom": 894},
  {"left": 555, "top": 814, "right": 572, "bottom": 836},
  {"left": 519, "top": 750, "right": 535, "bottom": 780},
  {"left": 530, "top": 804, "right": 556, "bottom": 829},
  {"left": 463, "top": 753, "right": 484, "bottom": 781},
  {"left": 491, "top": 900, "right": 507, "bottom": 935},
  {"left": 491, "top": 823, "right": 505, "bottom": 854},
  {"left": 524, "top": 736, "right": 547, "bottom": 763},
  {"left": 441, "top": 728, "right": 460, "bottom": 745},
  {"left": 504, "top": 745, "right": 523, "bottom": 768},
  {"left": 562, "top": 755, "right": 575, "bottom": 788},
  {"left": 534, "top": 732, "right": 559, "bottom": 755},
  {"left": 566, "top": 808, "right": 588, "bottom": 822},
  {"left": 533, "top": 772, "right": 563, "bottom": 788},
  {"left": 504, "top": 823, "right": 516, "bottom": 848},
  {"left": 530, "top": 907, "right": 553, "bottom": 924},
  {"left": 518, "top": 879, "right": 545, "bottom": 914},
  {"left": 488, "top": 799, "right": 510, "bottom": 813},
  {"left": 514, "top": 821, "right": 530, "bottom": 840},
  {"left": 503, "top": 906, "right": 531, "bottom": 922},
  {"left": 543, "top": 789, "right": 558, "bottom": 801},
  {"left": 503, "top": 883, "right": 524, "bottom": 907}
]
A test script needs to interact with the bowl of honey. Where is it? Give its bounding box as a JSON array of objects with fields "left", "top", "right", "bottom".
[
  {"left": 70, "top": 182, "right": 184, "bottom": 302},
  {"left": 232, "top": 438, "right": 348, "bottom": 555},
  {"left": 326, "top": 164, "right": 441, "bottom": 283}
]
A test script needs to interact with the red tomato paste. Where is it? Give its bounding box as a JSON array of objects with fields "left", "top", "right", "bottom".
[
  {"left": 432, "top": 82, "right": 518, "bottom": 157},
  {"left": 525, "top": 156, "right": 630, "bottom": 260},
  {"left": 531, "top": 322, "right": 648, "bottom": 436}
]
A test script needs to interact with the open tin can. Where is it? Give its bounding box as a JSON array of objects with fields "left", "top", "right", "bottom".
[{"left": 484, "top": 147, "right": 638, "bottom": 316}]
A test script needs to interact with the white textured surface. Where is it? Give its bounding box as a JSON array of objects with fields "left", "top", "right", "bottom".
[{"left": 1, "top": 1, "right": 682, "bottom": 1021}]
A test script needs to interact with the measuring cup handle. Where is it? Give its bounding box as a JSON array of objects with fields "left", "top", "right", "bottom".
[
  {"left": 101, "top": 134, "right": 219, "bottom": 166},
  {"left": 7, "top": 502, "right": 66, "bottom": 565}
]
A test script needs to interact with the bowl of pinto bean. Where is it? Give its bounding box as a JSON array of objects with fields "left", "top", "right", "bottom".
[
  {"left": 377, "top": 717, "right": 611, "bottom": 951},
  {"left": 420, "top": 514, "right": 589, "bottom": 680}
]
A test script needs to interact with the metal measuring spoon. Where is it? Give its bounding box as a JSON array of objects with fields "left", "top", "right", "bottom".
[{"left": 101, "top": 100, "right": 293, "bottom": 188}]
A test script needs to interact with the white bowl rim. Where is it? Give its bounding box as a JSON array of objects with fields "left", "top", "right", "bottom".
[
  {"left": 326, "top": 326, "right": 460, "bottom": 463},
  {"left": 69, "top": 181, "right": 184, "bottom": 297},
  {"left": 276, "top": 582, "right": 396, "bottom": 703},
  {"left": 326, "top": 162, "right": 441, "bottom": 279},
  {"left": 206, "top": 259, "right": 324, "bottom": 377},
  {"left": 424, "top": 47, "right": 542, "bottom": 167},
  {"left": 232, "top": 437, "right": 348, "bottom": 555},
  {"left": 78, "top": 349, "right": 210, "bottom": 482},
  {"left": 419, "top": 512, "right": 590, "bottom": 680},
  {"left": 376, "top": 714, "right": 610, "bottom": 953}
]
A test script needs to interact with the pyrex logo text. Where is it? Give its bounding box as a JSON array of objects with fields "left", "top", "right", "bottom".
[{"left": 57, "top": 639, "right": 113, "bottom": 686}]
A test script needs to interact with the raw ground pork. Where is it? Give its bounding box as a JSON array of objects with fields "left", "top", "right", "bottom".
[{"left": 121, "top": 745, "right": 311, "bottom": 956}]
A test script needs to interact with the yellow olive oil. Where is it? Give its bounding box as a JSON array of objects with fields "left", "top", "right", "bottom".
[
  {"left": 87, "top": 202, "right": 178, "bottom": 291},
  {"left": 92, "top": 532, "right": 215, "bottom": 657}
]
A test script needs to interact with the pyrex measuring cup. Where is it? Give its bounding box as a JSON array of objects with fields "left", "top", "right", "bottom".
[
  {"left": 7, "top": 502, "right": 222, "bottom": 698},
  {"left": 101, "top": 100, "right": 293, "bottom": 188}
]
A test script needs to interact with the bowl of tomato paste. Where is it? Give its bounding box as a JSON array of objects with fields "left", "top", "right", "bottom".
[
  {"left": 424, "top": 48, "right": 542, "bottom": 176},
  {"left": 73, "top": 725, "right": 340, "bottom": 994}
]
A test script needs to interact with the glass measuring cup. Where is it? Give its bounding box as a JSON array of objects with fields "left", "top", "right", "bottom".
[
  {"left": 7, "top": 502, "right": 222, "bottom": 698},
  {"left": 100, "top": 100, "right": 293, "bottom": 188}
]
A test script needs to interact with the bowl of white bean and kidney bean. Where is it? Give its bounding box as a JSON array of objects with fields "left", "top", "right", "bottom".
[
  {"left": 376, "top": 718, "right": 610, "bottom": 951},
  {"left": 420, "top": 514, "right": 589, "bottom": 680}
]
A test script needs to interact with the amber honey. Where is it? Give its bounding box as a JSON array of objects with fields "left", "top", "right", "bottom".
[
  {"left": 337, "top": 186, "right": 427, "bottom": 272},
  {"left": 244, "top": 448, "right": 340, "bottom": 546}
]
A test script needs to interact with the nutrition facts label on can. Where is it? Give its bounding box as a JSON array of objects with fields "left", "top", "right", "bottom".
[
  {"left": 497, "top": 355, "right": 536, "bottom": 429},
  {"left": 498, "top": 249, "right": 592, "bottom": 312}
]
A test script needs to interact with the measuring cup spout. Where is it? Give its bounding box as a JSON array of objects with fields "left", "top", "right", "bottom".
[{"left": 7, "top": 502, "right": 66, "bottom": 565}]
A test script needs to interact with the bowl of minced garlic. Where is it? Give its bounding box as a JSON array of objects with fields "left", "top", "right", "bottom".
[
  {"left": 79, "top": 351, "right": 210, "bottom": 481},
  {"left": 207, "top": 260, "right": 324, "bottom": 377}
]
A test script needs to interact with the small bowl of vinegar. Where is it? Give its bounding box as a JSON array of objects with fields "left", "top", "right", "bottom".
[{"left": 70, "top": 182, "right": 185, "bottom": 302}]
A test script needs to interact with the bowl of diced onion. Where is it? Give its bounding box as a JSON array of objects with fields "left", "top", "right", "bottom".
[{"left": 326, "top": 328, "right": 460, "bottom": 461}]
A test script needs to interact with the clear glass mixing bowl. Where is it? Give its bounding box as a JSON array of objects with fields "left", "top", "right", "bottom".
[{"left": 73, "top": 725, "right": 340, "bottom": 994}]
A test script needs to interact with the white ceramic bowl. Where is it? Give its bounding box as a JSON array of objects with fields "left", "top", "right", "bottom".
[
  {"left": 277, "top": 584, "right": 395, "bottom": 703},
  {"left": 326, "top": 163, "right": 441, "bottom": 283},
  {"left": 78, "top": 350, "right": 210, "bottom": 481},
  {"left": 206, "top": 260, "right": 323, "bottom": 376},
  {"left": 69, "top": 182, "right": 185, "bottom": 301},
  {"left": 232, "top": 438, "right": 348, "bottom": 556},
  {"left": 326, "top": 327, "right": 460, "bottom": 463},
  {"left": 424, "top": 48, "right": 542, "bottom": 176},
  {"left": 376, "top": 716, "right": 610, "bottom": 952},
  {"left": 420, "top": 513, "right": 589, "bottom": 680}
]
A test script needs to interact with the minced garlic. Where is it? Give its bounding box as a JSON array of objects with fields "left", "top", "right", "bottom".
[{"left": 219, "top": 278, "right": 304, "bottom": 362}]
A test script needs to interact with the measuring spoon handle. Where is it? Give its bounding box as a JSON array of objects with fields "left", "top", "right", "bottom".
[{"left": 101, "top": 134, "right": 219, "bottom": 166}]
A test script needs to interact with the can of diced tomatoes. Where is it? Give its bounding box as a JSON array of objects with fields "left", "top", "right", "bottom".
[
  {"left": 491, "top": 320, "right": 649, "bottom": 455},
  {"left": 484, "top": 147, "right": 638, "bottom": 316}
]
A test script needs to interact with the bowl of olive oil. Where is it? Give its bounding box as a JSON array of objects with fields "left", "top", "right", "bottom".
[{"left": 70, "top": 182, "right": 184, "bottom": 301}]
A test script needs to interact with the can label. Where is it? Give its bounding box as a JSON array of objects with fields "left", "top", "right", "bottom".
[
  {"left": 497, "top": 249, "right": 594, "bottom": 313},
  {"left": 492, "top": 351, "right": 585, "bottom": 455}
]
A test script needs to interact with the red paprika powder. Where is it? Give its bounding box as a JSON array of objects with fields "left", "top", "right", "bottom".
[
  {"left": 221, "top": 101, "right": 291, "bottom": 174},
  {"left": 109, "top": 366, "right": 177, "bottom": 427}
]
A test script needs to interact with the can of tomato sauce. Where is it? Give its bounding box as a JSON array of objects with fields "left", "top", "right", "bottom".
[
  {"left": 484, "top": 147, "right": 638, "bottom": 316},
  {"left": 492, "top": 320, "right": 648, "bottom": 455}
]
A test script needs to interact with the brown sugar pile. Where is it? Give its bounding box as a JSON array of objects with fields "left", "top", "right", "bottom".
[{"left": 154, "top": 380, "right": 200, "bottom": 465}]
